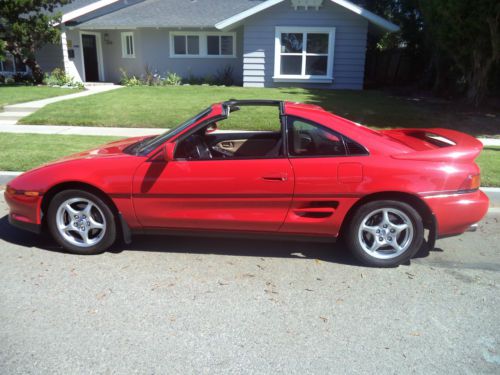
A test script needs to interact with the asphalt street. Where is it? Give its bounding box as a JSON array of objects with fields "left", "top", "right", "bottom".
[{"left": 0, "top": 194, "right": 499, "bottom": 374}]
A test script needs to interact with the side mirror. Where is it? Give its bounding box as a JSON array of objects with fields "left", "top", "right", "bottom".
[{"left": 164, "top": 142, "right": 176, "bottom": 162}]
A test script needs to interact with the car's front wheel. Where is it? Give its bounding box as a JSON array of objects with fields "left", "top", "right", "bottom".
[
  {"left": 47, "top": 189, "right": 116, "bottom": 254},
  {"left": 346, "top": 200, "right": 424, "bottom": 267}
]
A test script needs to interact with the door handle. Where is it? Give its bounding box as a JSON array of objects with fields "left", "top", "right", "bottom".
[{"left": 262, "top": 173, "right": 288, "bottom": 181}]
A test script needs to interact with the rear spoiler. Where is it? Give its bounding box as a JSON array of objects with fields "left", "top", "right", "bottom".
[{"left": 385, "top": 128, "right": 483, "bottom": 162}]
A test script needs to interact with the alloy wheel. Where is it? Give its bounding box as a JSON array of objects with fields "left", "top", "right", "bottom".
[
  {"left": 55, "top": 197, "right": 107, "bottom": 248},
  {"left": 357, "top": 207, "right": 414, "bottom": 259}
]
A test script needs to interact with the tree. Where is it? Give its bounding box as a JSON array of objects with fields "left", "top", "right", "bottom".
[
  {"left": 363, "top": 1, "right": 426, "bottom": 86},
  {"left": 0, "top": 0, "right": 71, "bottom": 83},
  {"left": 421, "top": 0, "right": 500, "bottom": 106},
  {"left": 365, "top": 0, "right": 424, "bottom": 56}
]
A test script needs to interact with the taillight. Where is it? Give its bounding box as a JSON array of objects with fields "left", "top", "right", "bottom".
[{"left": 460, "top": 174, "right": 481, "bottom": 191}]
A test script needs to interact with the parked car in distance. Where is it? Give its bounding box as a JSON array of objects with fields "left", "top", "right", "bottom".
[{"left": 5, "top": 100, "right": 489, "bottom": 266}]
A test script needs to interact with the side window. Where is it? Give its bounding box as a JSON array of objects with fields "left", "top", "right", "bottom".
[
  {"left": 175, "top": 106, "right": 284, "bottom": 160},
  {"left": 287, "top": 117, "right": 346, "bottom": 157}
]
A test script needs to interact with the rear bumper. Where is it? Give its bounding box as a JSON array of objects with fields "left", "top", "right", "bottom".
[{"left": 423, "top": 189, "right": 489, "bottom": 237}]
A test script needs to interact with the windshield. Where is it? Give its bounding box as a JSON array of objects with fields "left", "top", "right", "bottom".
[{"left": 135, "top": 107, "right": 213, "bottom": 155}]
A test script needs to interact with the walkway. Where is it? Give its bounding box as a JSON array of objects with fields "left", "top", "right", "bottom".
[
  {"left": 0, "top": 84, "right": 123, "bottom": 126},
  {"left": 0, "top": 84, "right": 498, "bottom": 145},
  {"left": 0, "top": 122, "right": 497, "bottom": 145},
  {"left": 0, "top": 124, "right": 163, "bottom": 137}
]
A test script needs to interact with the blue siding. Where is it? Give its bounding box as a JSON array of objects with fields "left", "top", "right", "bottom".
[
  {"left": 68, "top": 27, "right": 244, "bottom": 83},
  {"left": 242, "top": 0, "right": 368, "bottom": 89}
]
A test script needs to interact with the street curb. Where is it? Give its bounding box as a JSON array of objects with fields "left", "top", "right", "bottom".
[
  {"left": 482, "top": 187, "right": 500, "bottom": 208},
  {"left": 478, "top": 138, "right": 500, "bottom": 147},
  {"left": 0, "top": 172, "right": 21, "bottom": 185},
  {"left": 1, "top": 170, "right": 499, "bottom": 208}
]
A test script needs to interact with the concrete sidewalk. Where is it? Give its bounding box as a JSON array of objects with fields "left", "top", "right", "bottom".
[
  {"left": 0, "top": 124, "right": 163, "bottom": 137},
  {"left": 0, "top": 84, "right": 123, "bottom": 126},
  {"left": 0, "top": 123, "right": 498, "bottom": 145},
  {"left": 480, "top": 138, "right": 500, "bottom": 147}
]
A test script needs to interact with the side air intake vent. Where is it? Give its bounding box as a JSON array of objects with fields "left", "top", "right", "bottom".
[{"left": 345, "top": 138, "right": 368, "bottom": 156}]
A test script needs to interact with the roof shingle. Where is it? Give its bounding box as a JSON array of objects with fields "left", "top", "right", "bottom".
[{"left": 75, "top": 0, "right": 266, "bottom": 28}]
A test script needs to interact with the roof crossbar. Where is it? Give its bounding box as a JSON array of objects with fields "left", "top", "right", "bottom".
[
  {"left": 223, "top": 99, "right": 282, "bottom": 107},
  {"left": 223, "top": 99, "right": 284, "bottom": 115}
]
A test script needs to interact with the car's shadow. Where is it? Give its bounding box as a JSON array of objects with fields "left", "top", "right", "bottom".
[{"left": 0, "top": 215, "right": 433, "bottom": 266}]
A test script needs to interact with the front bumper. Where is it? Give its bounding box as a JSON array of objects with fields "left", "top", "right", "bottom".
[
  {"left": 8, "top": 214, "right": 41, "bottom": 234},
  {"left": 4, "top": 188, "right": 43, "bottom": 234},
  {"left": 423, "top": 189, "right": 489, "bottom": 237}
]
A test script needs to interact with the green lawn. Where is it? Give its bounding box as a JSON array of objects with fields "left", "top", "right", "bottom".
[
  {"left": 20, "top": 86, "right": 499, "bottom": 137},
  {"left": 0, "top": 133, "right": 498, "bottom": 187},
  {"left": 0, "top": 133, "right": 118, "bottom": 171},
  {"left": 0, "top": 86, "right": 81, "bottom": 110},
  {"left": 477, "top": 147, "right": 500, "bottom": 187}
]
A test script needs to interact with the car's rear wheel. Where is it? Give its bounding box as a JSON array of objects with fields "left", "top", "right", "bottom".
[
  {"left": 346, "top": 200, "right": 424, "bottom": 267},
  {"left": 47, "top": 190, "right": 116, "bottom": 254}
]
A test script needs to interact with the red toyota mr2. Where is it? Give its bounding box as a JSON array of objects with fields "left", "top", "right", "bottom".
[{"left": 5, "top": 100, "right": 488, "bottom": 266}]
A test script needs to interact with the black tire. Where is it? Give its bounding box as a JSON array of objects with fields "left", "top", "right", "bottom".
[
  {"left": 346, "top": 200, "right": 424, "bottom": 267},
  {"left": 47, "top": 189, "right": 116, "bottom": 255}
]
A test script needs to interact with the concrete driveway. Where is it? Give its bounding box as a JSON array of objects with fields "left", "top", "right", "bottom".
[{"left": 0, "top": 194, "right": 499, "bottom": 374}]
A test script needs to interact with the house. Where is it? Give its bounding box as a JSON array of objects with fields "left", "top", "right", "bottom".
[{"left": 34, "top": 0, "right": 398, "bottom": 89}]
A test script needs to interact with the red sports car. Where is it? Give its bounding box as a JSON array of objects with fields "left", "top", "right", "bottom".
[{"left": 5, "top": 100, "right": 489, "bottom": 266}]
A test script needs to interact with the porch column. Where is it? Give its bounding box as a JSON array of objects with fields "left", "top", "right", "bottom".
[{"left": 61, "top": 27, "right": 84, "bottom": 82}]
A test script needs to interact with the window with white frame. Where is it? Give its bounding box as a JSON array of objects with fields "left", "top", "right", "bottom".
[
  {"left": 173, "top": 34, "right": 200, "bottom": 56},
  {"left": 170, "top": 32, "right": 236, "bottom": 58},
  {"left": 207, "top": 35, "right": 234, "bottom": 56},
  {"left": 121, "top": 32, "right": 135, "bottom": 58},
  {"left": 274, "top": 27, "right": 335, "bottom": 82},
  {"left": 0, "top": 53, "right": 27, "bottom": 73}
]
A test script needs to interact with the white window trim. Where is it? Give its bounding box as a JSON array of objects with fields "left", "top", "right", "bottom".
[
  {"left": 0, "top": 53, "right": 28, "bottom": 74},
  {"left": 169, "top": 31, "right": 237, "bottom": 58},
  {"left": 273, "top": 26, "right": 335, "bottom": 82},
  {"left": 121, "top": 32, "right": 135, "bottom": 58}
]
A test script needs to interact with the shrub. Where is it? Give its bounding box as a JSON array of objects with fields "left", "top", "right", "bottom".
[
  {"left": 203, "top": 74, "right": 216, "bottom": 86},
  {"left": 118, "top": 66, "right": 237, "bottom": 87},
  {"left": 164, "top": 71, "right": 182, "bottom": 86},
  {"left": 119, "top": 68, "right": 141, "bottom": 86},
  {"left": 13, "top": 72, "right": 34, "bottom": 84},
  {"left": 45, "top": 68, "right": 83, "bottom": 88},
  {"left": 213, "top": 65, "right": 234, "bottom": 86},
  {"left": 142, "top": 64, "right": 162, "bottom": 86},
  {"left": 183, "top": 65, "right": 235, "bottom": 86}
]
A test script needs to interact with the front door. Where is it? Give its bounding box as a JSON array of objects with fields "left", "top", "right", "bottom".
[
  {"left": 82, "top": 34, "right": 99, "bottom": 81},
  {"left": 132, "top": 159, "right": 294, "bottom": 232}
]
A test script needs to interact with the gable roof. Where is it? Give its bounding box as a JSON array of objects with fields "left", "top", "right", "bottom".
[
  {"left": 215, "top": 0, "right": 399, "bottom": 31},
  {"left": 60, "top": 0, "right": 120, "bottom": 23},
  {"left": 68, "top": 0, "right": 398, "bottom": 32},
  {"left": 74, "top": 0, "right": 267, "bottom": 29},
  {"left": 55, "top": 0, "right": 102, "bottom": 14}
]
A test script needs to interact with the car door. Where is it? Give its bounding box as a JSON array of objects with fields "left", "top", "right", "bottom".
[
  {"left": 280, "top": 116, "right": 367, "bottom": 237},
  {"left": 132, "top": 154, "right": 294, "bottom": 232}
]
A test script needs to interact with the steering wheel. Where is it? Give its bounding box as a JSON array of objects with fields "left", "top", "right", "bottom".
[{"left": 189, "top": 134, "right": 212, "bottom": 159}]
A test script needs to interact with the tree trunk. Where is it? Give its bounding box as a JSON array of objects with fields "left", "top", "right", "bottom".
[
  {"left": 24, "top": 57, "right": 45, "bottom": 84},
  {"left": 466, "top": 53, "right": 493, "bottom": 107},
  {"left": 9, "top": 45, "right": 45, "bottom": 84}
]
